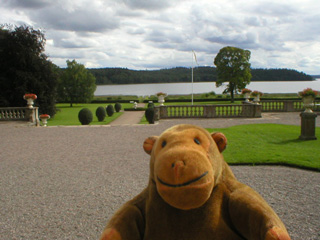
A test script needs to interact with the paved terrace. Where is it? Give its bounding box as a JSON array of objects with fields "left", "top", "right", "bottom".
[{"left": 0, "top": 112, "right": 319, "bottom": 240}]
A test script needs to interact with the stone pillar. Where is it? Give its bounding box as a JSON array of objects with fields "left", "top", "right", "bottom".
[
  {"left": 299, "top": 112, "right": 317, "bottom": 140},
  {"left": 24, "top": 107, "right": 40, "bottom": 126},
  {"left": 241, "top": 102, "right": 262, "bottom": 118},
  {"left": 284, "top": 101, "right": 295, "bottom": 112},
  {"left": 154, "top": 107, "right": 160, "bottom": 121}
]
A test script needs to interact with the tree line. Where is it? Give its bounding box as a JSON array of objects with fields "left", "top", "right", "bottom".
[{"left": 89, "top": 67, "right": 314, "bottom": 85}]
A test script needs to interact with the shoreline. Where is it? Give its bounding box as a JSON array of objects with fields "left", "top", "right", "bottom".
[{"left": 95, "top": 79, "right": 318, "bottom": 87}]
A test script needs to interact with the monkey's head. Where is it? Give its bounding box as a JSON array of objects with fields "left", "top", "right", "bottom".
[{"left": 143, "top": 124, "right": 227, "bottom": 210}]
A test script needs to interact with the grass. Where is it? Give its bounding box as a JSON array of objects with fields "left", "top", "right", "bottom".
[
  {"left": 207, "top": 124, "right": 320, "bottom": 171},
  {"left": 48, "top": 103, "right": 132, "bottom": 126}
]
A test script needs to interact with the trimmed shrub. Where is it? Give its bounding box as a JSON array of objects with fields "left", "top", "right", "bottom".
[
  {"left": 115, "top": 102, "right": 122, "bottom": 112},
  {"left": 145, "top": 107, "right": 155, "bottom": 124},
  {"left": 96, "top": 106, "right": 106, "bottom": 121},
  {"left": 78, "top": 108, "right": 93, "bottom": 125},
  {"left": 147, "top": 102, "right": 154, "bottom": 108},
  {"left": 106, "top": 104, "right": 114, "bottom": 117}
]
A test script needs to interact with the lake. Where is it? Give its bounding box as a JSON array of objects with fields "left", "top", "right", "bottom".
[{"left": 95, "top": 79, "right": 320, "bottom": 96}]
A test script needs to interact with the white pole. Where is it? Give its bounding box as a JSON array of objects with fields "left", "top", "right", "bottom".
[{"left": 191, "top": 51, "right": 194, "bottom": 105}]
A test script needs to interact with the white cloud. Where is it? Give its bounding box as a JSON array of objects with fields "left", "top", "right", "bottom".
[{"left": 0, "top": 0, "right": 319, "bottom": 74}]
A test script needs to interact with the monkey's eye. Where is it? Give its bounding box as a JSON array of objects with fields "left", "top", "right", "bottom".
[
  {"left": 161, "top": 140, "right": 167, "bottom": 148},
  {"left": 194, "top": 138, "right": 201, "bottom": 145}
]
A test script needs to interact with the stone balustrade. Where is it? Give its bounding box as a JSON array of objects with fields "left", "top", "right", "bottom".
[
  {"left": 153, "top": 99, "right": 319, "bottom": 120},
  {"left": 0, "top": 107, "right": 39, "bottom": 125},
  {"left": 261, "top": 99, "right": 320, "bottom": 112},
  {"left": 154, "top": 102, "right": 261, "bottom": 120}
]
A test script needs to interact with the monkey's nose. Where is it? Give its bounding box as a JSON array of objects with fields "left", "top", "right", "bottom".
[{"left": 171, "top": 160, "right": 186, "bottom": 168}]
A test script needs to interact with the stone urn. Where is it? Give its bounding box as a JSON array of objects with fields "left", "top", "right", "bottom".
[
  {"left": 302, "top": 96, "right": 314, "bottom": 113},
  {"left": 244, "top": 93, "right": 250, "bottom": 102},
  {"left": 299, "top": 88, "right": 318, "bottom": 113},
  {"left": 252, "top": 91, "right": 263, "bottom": 103},
  {"left": 241, "top": 89, "right": 252, "bottom": 102},
  {"left": 253, "top": 94, "right": 260, "bottom": 103},
  {"left": 157, "top": 92, "right": 167, "bottom": 106},
  {"left": 39, "top": 114, "right": 50, "bottom": 127},
  {"left": 23, "top": 93, "right": 37, "bottom": 108}
]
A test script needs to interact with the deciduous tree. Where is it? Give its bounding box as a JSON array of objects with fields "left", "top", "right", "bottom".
[
  {"left": 214, "top": 46, "right": 252, "bottom": 102},
  {"left": 0, "top": 25, "right": 58, "bottom": 115},
  {"left": 58, "top": 60, "right": 96, "bottom": 107}
]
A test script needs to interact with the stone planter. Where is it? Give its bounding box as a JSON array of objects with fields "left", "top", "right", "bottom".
[
  {"left": 26, "top": 98, "right": 35, "bottom": 108},
  {"left": 253, "top": 94, "right": 260, "bottom": 103},
  {"left": 244, "top": 93, "right": 250, "bottom": 102},
  {"left": 157, "top": 95, "right": 166, "bottom": 106},
  {"left": 302, "top": 96, "right": 314, "bottom": 113},
  {"left": 39, "top": 114, "right": 50, "bottom": 127},
  {"left": 23, "top": 94, "right": 37, "bottom": 109}
]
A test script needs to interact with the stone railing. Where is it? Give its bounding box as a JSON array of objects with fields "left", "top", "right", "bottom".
[
  {"left": 154, "top": 102, "right": 261, "bottom": 120},
  {"left": 260, "top": 100, "right": 320, "bottom": 112},
  {"left": 0, "top": 107, "right": 39, "bottom": 125}
]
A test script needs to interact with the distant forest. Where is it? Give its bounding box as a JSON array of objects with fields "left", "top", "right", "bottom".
[{"left": 88, "top": 67, "right": 314, "bottom": 85}]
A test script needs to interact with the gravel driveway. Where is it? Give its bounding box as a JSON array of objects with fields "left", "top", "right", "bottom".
[{"left": 0, "top": 113, "right": 319, "bottom": 240}]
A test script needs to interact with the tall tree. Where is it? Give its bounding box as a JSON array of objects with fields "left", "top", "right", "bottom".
[
  {"left": 0, "top": 25, "right": 58, "bottom": 115},
  {"left": 58, "top": 60, "right": 96, "bottom": 107},
  {"left": 214, "top": 46, "right": 252, "bottom": 102}
]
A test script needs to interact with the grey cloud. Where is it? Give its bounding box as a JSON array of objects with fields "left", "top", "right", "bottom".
[
  {"left": 298, "top": 58, "right": 311, "bottom": 68},
  {"left": 287, "top": 14, "right": 320, "bottom": 42},
  {"left": 250, "top": 2, "right": 298, "bottom": 17},
  {"left": 244, "top": 16, "right": 265, "bottom": 27},
  {"left": 33, "top": 8, "right": 119, "bottom": 32},
  {"left": 47, "top": 49, "right": 86, "bottom": 60},
  {"left": 122, "top": 0, "right": 172, "bottom": 10},
  {"left": 127, "top": 27, "right": 146, "bottom": 35},
  {"left": 1, "top": 0, "right": 52, "bottom": 9},
  {"left": 145, "top": 26, "right": 185, "bottom": 46},
  {"left": 54, "top": 38, "right": 95, "bottom": 49}
]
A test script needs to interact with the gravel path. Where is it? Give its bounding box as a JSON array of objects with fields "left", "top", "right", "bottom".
[
  {"left": 109, "top": 103, "right": 146, "bottom": 126},
  {"left": 0, "top": 113, "right": 319, "bottom": 240}
]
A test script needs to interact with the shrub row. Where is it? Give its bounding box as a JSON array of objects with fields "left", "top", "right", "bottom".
[{"left": 78, "top": 103, "right": 122, "bottom": 125}]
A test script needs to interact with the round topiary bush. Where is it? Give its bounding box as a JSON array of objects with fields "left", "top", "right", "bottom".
[
  {"left": 96, "top": 106, "right": 106, "bottom": 122},
  {"left": 114, "top": 102, "right": 122, "bottom": 112},
  {"left": 106, "top": 104, "right": 114, "bottom": 117},
  {"left": 147, "top": 102, "right": 154, "bottom": 108},
  {"left": 78, "top": 108, "right": 93, "bottom": 125},
  {"left": 145, "top": 107, "right": 155, "bottom": 124}
]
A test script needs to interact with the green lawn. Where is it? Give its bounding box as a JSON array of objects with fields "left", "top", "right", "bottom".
[
  {"left": 208, "top": 124, "right": 320, "bottom": 171},
  {"left": 48, "top": 103, "right": 132, "bottom": 126}
]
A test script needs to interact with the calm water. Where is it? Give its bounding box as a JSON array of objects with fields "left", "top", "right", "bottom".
[{"left": 95, "top": 79, "right": 320, "bottom": 96}]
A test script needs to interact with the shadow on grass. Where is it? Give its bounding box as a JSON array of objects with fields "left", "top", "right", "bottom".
[{"left": 275, "top": 138, "right": 304, "bottom": 145}]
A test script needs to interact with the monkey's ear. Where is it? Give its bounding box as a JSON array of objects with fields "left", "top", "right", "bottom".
[
  {"left": 211, "top": 132, "right": 227, "bottom": 153},
  {"left": 143, "top": 136, "right": 158, "bottom": 155}
]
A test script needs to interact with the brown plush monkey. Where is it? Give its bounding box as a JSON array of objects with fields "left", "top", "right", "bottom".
[{"left": 100, "top": 124, "right": 290, "bottom": 240}]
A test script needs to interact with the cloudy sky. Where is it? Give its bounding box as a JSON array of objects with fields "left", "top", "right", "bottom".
[{"left": 1, "top": 0, "right": 319, "bottom": 74}]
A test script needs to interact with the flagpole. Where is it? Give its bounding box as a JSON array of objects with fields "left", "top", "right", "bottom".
[
  {"left": 191, "top": 50, "right": 199, "bottom": 105},
  {"left": 191, "top": 51, "right": 194, "bottom": 105}
]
